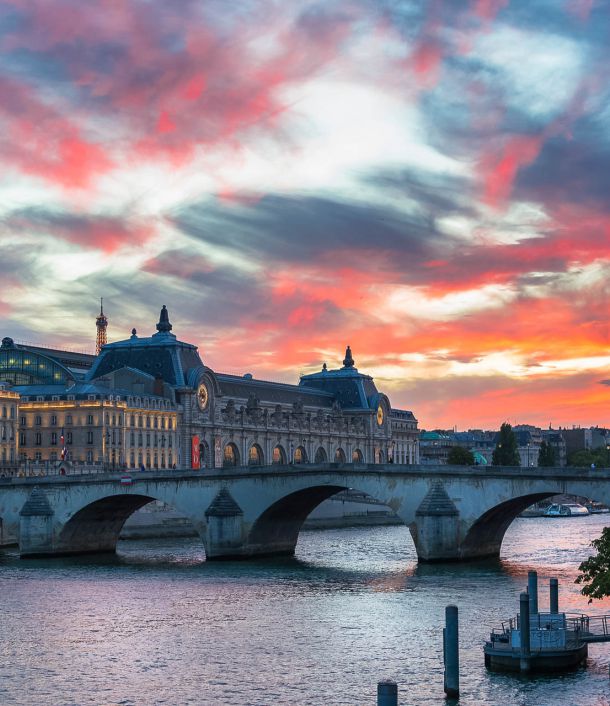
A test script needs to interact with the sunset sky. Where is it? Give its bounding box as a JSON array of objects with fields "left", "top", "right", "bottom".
[{"left": 0, "top": 0, "right": 609, "bottom": 429}]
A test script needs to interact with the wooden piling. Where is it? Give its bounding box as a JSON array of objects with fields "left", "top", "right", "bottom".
[
  {"left": 377, "top": 680, "right": 398, "bottom": 706},
  {"left": 444, "top": 604, "right": 459, "bottom": 698},
  {"left": 527, "top": 570, "right": 538, "bottom": 614},
  {"left": 520, "top": 592, "right": 531, "bottom": 673},
  {"left": 550, "top": 578, "right": 559, "bottom": 614}
]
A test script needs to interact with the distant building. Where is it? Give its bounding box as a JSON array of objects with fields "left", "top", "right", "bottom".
[
  {"left": 561, "top": 427, "right": 609, "bottom": 456},
  {"left": 541, "top": 429, "right": 567, "bottom": 467},
  {"left": 419, "top": 431, "right": 454, "bottom": 464},
  {"left": 420, "top": 425, "right": 567, "bottom": 467}
]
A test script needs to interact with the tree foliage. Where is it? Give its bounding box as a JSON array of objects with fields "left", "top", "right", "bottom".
[
  {"left": 537, "top": 440, "right": 555, "bottom": 467},
  {"left": 576, "top": 526, "right": 610, "bottom": 601},
  {"left": 447, "top": 446, "right": 475, "bottom": 465},
  {"left": 568, "top": 448, "right": 610, "bottom": 468},
  {"left": 492, "top": 422, "right": 521, "bottom": 466}
]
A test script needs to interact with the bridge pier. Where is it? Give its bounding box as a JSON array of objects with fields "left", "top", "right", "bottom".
[
  {"left": 204, "top": 487, "right": 247, "bottom": 560},
  {"left": 19, "top": 487, "right": 55, "bottom": 557},
  {"left": 410, "top": 481, "right": 460, "bottom": 562}
]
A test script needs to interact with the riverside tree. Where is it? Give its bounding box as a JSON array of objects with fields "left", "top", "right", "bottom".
[
  {"left": 492, "top": 422, "right": 521, "bottom": 466},
  {"left": 576, "top": 527, "right": 610, "bottom": 601},
  {"left": 447, "top": 446, "right": 475, "bottom": 465},
  {"left": 537, "top": 440, "right": 555, "bottom": 467}
]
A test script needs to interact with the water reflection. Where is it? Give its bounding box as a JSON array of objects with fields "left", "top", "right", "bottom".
[{"left": 2, "top": 517, "right": 610, "bottom": 705}]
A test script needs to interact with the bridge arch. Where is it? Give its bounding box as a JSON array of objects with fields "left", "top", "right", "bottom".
[
  {"left": 56, "top": 493, "right": 206, "bottom": 556},
  {"left": 460, "top": 492, "right": 559, "bottom": 559},
  {"left": 247, "top": 485, "right": 349, "bottom": 556}
]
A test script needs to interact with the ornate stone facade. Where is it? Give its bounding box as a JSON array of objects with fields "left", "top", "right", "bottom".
[
  {"left": 0, "top": 384, "right": 19, "bottom": 470},
  {"left": 0, "top": 307, "right": 419, "bottom": 472}
]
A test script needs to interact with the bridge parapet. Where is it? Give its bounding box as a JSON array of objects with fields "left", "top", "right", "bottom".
[{"left": 2, "top": 463, "right": 610, "bottom": 561}]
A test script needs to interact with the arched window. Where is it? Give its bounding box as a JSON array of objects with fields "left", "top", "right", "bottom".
[
  {"left": 352, "top": 448, "right": 363, "bottom": 463},
  {"left": 377, "top": 449, "right": 385, "bottom": 464},
  {"left": 294, "top": 446, "right": 307, "bottom": 464},
  {"left": 223, "top": 442, "right": 239, "bottom": 467},
  {"left": 248, "top": 443, "right": 264, "bottom": 466},
  {"left": 272, "top": 445, "right": 286, "bottom": 464},
  {"left": 199, "top": 441, "right": 209, "bottom": 469},
  {"left": 334, "top": 448, "right": 346, "bottom": 463},
  {"left": 314, "top": 447, "right": 327, "bottom": 463}
]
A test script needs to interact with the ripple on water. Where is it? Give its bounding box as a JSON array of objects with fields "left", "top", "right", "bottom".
[{"left": 1, "top": 518, "right": 610, "bottom": 704}]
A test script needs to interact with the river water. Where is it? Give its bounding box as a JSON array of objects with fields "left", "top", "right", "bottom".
[{"left": 2, "top": 516, "right": 610, "bottom": 706}]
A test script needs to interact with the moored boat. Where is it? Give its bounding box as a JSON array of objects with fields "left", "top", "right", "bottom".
[
  {"left": 585, "top": 502, "right": 609, "bottom": 514},
  {"left": 543, "top": 503, "right": 589, "bottom": 518}
]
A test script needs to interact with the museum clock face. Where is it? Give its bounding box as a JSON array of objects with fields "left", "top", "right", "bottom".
[
  {"left": 376, "top": 404, "right": 384, "bottom": 426},
  {"left": 197, "top": 382, "right": 209, "bottom": 411}
]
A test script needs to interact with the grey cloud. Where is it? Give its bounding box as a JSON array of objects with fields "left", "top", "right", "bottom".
[
  {"left": 171, "top": 192, "right": 448, "bottom": 267},
  {"left": 516, "top": 131, "right": 610, "bottom": 209}
]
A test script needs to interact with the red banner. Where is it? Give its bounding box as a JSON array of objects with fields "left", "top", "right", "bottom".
[{"left": 191, "top": 436, "right": 200, "bottom": 469}]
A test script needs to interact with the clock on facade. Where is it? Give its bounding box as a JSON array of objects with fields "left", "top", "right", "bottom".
[
  {"left": 376, "top": 404, "right": 384, "bottom": 426},
  {"left": 197, "top": 382, "right": 209, "bottom": 411}
]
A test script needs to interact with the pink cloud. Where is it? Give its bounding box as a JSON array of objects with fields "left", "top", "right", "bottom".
[{"left": 0, "top": 77, "right": 113, "bottom": 188}]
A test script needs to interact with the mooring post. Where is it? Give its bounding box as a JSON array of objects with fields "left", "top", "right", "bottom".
[
  {"left": 377, "top": 680, "right": 398, "bottom": 706},
  {"left": 527, "top": 570, "right": 538, "bottom": 615},
  {"left": 519, "top": 592, "right": 531, "bottom": 673},
  {"left": 550, "top": 577, "right": 559, "bottom": 614},
  {"left": 444, "top": 604, "right": 459, "bottom": 698}
]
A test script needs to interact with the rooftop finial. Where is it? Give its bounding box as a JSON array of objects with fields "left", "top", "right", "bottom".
[
  {"left": 343, "top": 345, "right": 354, "bottom": 368},
  {"left": 156, "top": 304, "right": 173, "bottom": 334}
]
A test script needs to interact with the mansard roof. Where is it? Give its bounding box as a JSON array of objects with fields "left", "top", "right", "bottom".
[
  {"left": 299, "top": 346, "right": 381, "bottom": 410},
  {"left": 86, "top": 306, "right": 204, "bottom": 388},
  {"left": 14, "top": 381, "right": 172, "bottom": 405},
  {"left": 216, "top": 373, "right": 335, "bottom": 408}
]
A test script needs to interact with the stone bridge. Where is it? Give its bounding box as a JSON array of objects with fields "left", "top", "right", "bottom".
[{"left": 1, "top": 463, "right": 609, "bottom": 562}]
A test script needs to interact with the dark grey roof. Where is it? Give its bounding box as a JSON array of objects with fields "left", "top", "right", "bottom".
[
  {"left": 391, "top": 408, "right": 416, "bottom": 421},
  {"left": 216, "top": 373, "right": 334, "bottom": 407},
  {"left": 14, "top": 381, "right": 172, "bottom": 404},
  {"left": 88, "top": 337, "right": 203, "bottom": 387},
  {"left": 299, "top": 365, "right": 379, "bottom": 409}
]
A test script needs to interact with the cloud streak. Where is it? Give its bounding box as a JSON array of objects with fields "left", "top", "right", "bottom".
[{"left": 1, "top": 0, "right": 609, "bottom": 429}]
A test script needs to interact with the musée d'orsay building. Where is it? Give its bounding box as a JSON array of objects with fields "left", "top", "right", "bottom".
[{"left": 0, "top": 306, "right": 419, "bottom": 473}]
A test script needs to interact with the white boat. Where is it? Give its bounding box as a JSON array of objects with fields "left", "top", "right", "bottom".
[{"left": 543, "top": 503, "right": 589, "bottom": 518}]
